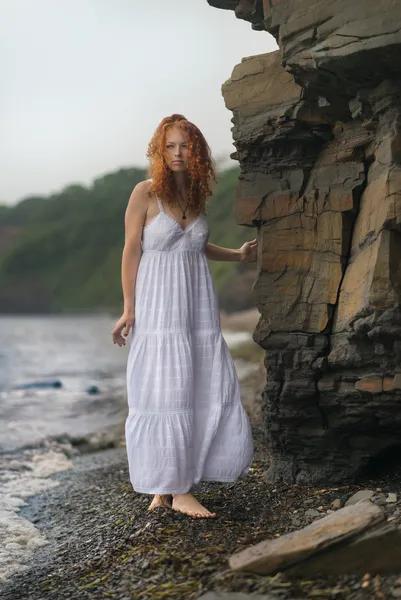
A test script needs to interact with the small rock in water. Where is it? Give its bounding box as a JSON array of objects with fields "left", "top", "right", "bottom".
[
  {"left": 86, "top": 385, "right": 100, "bottom": 395},
  {"left": 331, "top": 498, "right": 342, "bottom": 510},
  {"left": 386, "top": 493, "right": 397, "bottom": 504},
  {"left": 13, "top": 379, "right": 62, "bottom": 390},
  {"left": 345, "top": 490, "right": 374, "bottom": 506}
]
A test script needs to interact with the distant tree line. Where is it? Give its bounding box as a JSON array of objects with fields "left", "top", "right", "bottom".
[{"left": 0, "top": 166, "right": 255, "bottom": 314}]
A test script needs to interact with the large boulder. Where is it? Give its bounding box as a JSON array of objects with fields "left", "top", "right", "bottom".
[{"left": 208, "top": 0, "right": 401, "bottom": 484}]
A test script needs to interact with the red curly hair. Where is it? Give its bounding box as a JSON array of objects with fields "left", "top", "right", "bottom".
[{"left": 146, "top": 114, "right": 217, "bottom": 213}]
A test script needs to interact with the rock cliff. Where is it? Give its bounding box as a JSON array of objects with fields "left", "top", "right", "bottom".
[{"left": 208, "top": 0, "right": 401, "bottom": 484}]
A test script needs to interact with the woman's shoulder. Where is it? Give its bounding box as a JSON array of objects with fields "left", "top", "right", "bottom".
[
  {"left": 127, "top": 179, "right": 154, "bottom": 212},
  {"left": 132, "top": 178, "right": 152, "bottom": 195}
]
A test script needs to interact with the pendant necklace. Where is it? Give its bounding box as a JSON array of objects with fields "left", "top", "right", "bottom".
[{"left": 176, "top": 190, "right": 190, "bottom": 220}]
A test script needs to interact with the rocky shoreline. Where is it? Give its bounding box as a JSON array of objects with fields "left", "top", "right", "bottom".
[
  {"left": 210, "top": 0, "right": 401, "bottom": 487},
  {"left": 1, "top": 362, "right": 401, "bottom": 600}
]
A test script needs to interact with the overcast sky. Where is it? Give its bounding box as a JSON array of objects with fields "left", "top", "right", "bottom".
[{"left": 1, "top": 0, "right": 277, "bottom": 205}]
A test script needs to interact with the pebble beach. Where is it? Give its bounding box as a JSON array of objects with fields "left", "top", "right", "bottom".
[{"left": 2, "top": 356, "right": 401, "bottom": 599}]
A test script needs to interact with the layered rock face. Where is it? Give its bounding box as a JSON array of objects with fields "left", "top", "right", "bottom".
[{"left": 208, "top": 0, "right": 401, "bottom": 483}]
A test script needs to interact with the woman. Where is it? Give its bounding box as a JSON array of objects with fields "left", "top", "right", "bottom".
[{"left": 111, "top": 114, "right": 257, "bottom": 519}]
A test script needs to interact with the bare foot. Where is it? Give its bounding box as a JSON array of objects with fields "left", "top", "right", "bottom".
[
  {"left": 147, "top": 494, "right": 172, "bottom": 511},
  {"left": 172, "top": 493, "right": 217, "bottom": 518}
]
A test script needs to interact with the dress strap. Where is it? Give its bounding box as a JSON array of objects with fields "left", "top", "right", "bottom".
[{"left": 157, "top": 196, "right": 164, "bottom": 213}]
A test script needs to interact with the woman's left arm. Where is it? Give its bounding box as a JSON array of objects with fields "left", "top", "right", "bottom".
[{"left": 205, "top": 238, "right": 258, "bottom": 263}]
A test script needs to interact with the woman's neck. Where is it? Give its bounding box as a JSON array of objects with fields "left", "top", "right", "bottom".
[{"left": 172, "top": 171, "right": 188, "bottom": 194}]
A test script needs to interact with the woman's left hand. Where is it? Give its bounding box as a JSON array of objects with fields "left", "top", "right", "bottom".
[{"left": 239, "top": 238, "right": 258, "bottom": 263}]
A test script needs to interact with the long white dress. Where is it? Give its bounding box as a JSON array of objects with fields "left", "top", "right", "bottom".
[{"left": 125, "top": 189, "right": 254, "bottom": 494}]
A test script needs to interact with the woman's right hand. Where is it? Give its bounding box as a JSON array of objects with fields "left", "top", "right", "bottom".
[{"left": 111, "top": 310, "right": 135, "bottom": 346}]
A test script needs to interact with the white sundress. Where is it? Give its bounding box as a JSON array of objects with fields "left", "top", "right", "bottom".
[{"left": 125, "top": 187, "right": 254, "bottom": 494}]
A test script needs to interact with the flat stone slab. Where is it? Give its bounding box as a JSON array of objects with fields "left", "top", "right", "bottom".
[
  {"left": 229, "top": 501, "right": 385, "bottom": 575},
  {"left": 286, "top": 521, "right": 401, "bottom": 576}
]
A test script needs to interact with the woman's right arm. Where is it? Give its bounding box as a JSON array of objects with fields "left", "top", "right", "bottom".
[
  {"left": 121, "top": 181, "right": 149, "bottom": 311},
  {"left": 111, "top": 181, "right": 149, "bottom": 346}
]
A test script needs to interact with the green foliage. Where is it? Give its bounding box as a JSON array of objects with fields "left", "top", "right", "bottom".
[
  {"left": 229, "top": 340, "right": 264, "bottom": 364},
  {"left": 206, "top": 167, "right": 252, "bottom": 290},
  {"left": 0, "top": 165, "right": 248, "bottom": 313},
  {"left": 0, "top": 196, "right": 50, "bottom": 226}
]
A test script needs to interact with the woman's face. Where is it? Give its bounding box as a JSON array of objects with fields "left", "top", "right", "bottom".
[{"left": 164, "top": 126, "right": 189, "bottom": 172}]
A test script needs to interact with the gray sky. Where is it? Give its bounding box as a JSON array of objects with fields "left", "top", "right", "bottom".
[{"left": 1, "top": 0, "right": 277, "bottom": 205}]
